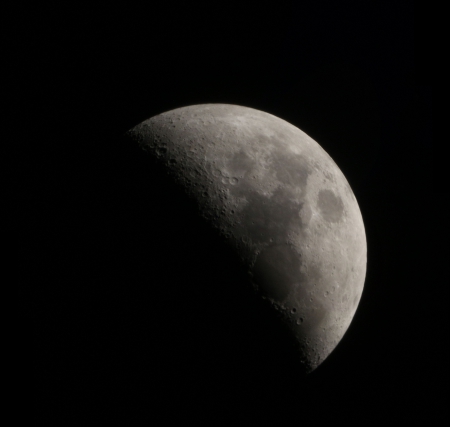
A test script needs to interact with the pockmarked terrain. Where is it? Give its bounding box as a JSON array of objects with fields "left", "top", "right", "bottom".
[{"left": 125, "top": 103, "right": 367, "bottom": 373}]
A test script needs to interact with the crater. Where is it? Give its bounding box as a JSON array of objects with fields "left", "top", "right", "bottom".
[{"left": 317, "top": 189, "right": 344, "bottom": 223}]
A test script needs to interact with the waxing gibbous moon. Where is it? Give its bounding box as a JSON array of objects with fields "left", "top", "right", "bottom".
[{"left": 125, "top": 103, "right": 367, "bottom": 374}]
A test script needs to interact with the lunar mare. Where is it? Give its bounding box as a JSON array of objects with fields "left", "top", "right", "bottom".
[{"left": 125, "top": 104, "right": 367, "bottom": 373}]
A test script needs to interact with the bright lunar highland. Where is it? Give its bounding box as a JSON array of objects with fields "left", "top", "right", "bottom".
[{"left": 125, "top": 103, "right": 367, "bottom": 373}]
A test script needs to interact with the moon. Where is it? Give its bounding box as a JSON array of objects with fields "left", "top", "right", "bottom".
[{"left": 124, "top": 103, "right": 366, "bottom": 374}]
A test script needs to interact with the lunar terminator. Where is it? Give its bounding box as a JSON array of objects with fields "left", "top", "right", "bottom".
[{"left": 125, "top": 103, "right": 367, "bottom": 373}]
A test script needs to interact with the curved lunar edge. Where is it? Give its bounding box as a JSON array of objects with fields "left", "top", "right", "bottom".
[{"left": 125, "top": 103, "right": 367, "bottom": 374}]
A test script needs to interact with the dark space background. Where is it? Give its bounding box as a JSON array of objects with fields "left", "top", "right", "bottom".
[{"left": 17, "top": 1, "right": 440, "bottom": 424}]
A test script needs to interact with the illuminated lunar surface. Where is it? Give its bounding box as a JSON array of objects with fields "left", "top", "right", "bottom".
[{"left": 125, "top": 103, "right": 367, "bottom": 373}]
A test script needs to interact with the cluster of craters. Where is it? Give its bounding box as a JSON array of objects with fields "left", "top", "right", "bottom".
[{"left": 125, "top": 103, "right": 367, "bottom": 374}]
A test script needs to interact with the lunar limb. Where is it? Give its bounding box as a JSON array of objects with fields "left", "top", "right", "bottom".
[{"left": 125, "top": 104, "right": 367, "bottom": 373}]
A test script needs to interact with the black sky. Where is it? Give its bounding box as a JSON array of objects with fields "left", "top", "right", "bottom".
[{"left": 18, "top": 1, "right": 440, "bottom": 425}]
